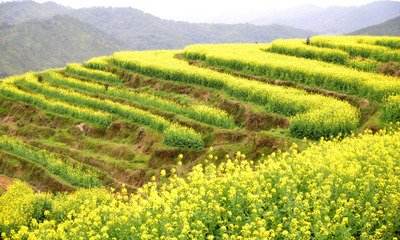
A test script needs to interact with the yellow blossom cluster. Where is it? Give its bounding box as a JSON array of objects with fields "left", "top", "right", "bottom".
[{"left": 1, "top": 129, "right": 400, "bottom": 239}]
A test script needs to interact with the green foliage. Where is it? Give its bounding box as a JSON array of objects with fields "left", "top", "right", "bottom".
[
  {"left": 3, "top": 130, "right": 400, "bottom": 239},
  {"left": 164, "top": 124, "right": 204, "bottom": 150},
  {"left": 0, "top": 136, "right": 101, "bottom": 188},
  {"left": 84, "top": 57, "right": 111, "bottom": 71},
  {"left": 383, "top": 95, "right": 400, "bottom": 122}
]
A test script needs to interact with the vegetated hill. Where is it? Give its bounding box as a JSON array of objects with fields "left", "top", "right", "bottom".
[
  {"left": 0, "top": 0, "right": 70, "bottom": 25},
  {"left": 69, "top": 7, "right": 313, "bottom": 50},
  {"left": 252, "top": 1, "right": 400, "bottom": 34},
  {"left": 0, "top": 15, "right": 125, "bottom": 75},
  {"left": 351, "top": 15, "right": 400, "bottom": 35}
]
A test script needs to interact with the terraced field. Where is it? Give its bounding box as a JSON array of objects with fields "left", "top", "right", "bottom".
[
  {"left": 0, "top": 35, "right": 399, "bottom": 193},
  {"left": 1, "top": 35, "right": 400, "bottom": 239}
]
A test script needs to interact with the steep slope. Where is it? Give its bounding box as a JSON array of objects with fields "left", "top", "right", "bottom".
[
  {"left": 252, "top": 1, "right": 400, "bottom": 34},
  {"left": 0, "top": 0, "right": 70, "bottom": 25},
  {"left": 70, "top": 7, "right": 312, "bottom": 50},
  {"left": 0, "top": 15, "right": 125, "bottom": 75},
  {"left": 351, "top": 15, "right": 400, "bottom": 35}
]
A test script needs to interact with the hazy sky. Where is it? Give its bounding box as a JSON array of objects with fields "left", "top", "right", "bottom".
[{"left": 1, "top": 0, "right": 397, "bottom": 22}]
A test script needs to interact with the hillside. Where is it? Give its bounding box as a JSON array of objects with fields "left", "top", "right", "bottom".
[
  {"left": 0, "top": 36, "right": 400, "bottom": 237},
  {"left": 70, "top": 7, "right": 312, "bottom": 50},
  {"left": 0, "top": 35, "right": 399, "bottom": 193},
  {"left": 2, "top": 129, "right": 400, "bottom": 238},
  {"left": 351, "top": 15, "right": 400, "bottom": 35},
  {"left": 0, "top": 15, "right": 125, "bottom": 75},
  {"left": 252, "top": 1, "right": 400, "bottom": 33},
  {"left": 0, "top": 0, "right": 70, "bottom": 25},
  {"left": 0, "top": 1, "right": 314, "bottom": 74}
]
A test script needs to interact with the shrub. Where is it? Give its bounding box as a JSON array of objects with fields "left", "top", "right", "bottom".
[
  {"left": 383, "top": 95, "right": 400, "bottom": 122},
  {"left": 164, "top": 124, "right": 204, "bottom": 150},
  {"left": 377, "top": 61, "right": 400, "bottom": 77}
]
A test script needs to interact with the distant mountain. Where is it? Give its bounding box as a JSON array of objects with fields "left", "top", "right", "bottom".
[
  {"left": 0, "top": 1, "right": 313, "bottom": 74},
  {"left": 69, "top": 7, "right": 312, "bottom": 50},
  {"left": 252, "top": 1, "right": 400, "bottom": 34},
  {"left": 0, "top": 15, "right": 125, "bottom": 75},
  {"left": 0, "top": 0, "right": 70, "bottom": 25},
  {"left": 351, "top": 15, "right": 400, "bottom": 35}
]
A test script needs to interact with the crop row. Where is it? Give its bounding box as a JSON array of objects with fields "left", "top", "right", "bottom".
[
  {"left": 65, "top": 64, "right": 123, "bottom": 85},
  {"left": 44, "top": 71, "right": 236, "bottom": 129},
  {"left": 112, "top": 51, "right": 360, "bottom": 139},
  {"left": 0, "top": 135, "right": 101, "bottom": 188},
  {"left": 269, "top": 39, "right": 349, "bottom": 64},
  {"left": 184, "top": 43, "right": 400, "bottom": 101},
  {"left": 3, "top": 129, "right": 400, "bottom": 239},
  {"left": 15, "top": 75, "right": 204, "bottom": 149},
  {"left": 84, "top": 56, "right": 111, "bottom": 71},
  {"left": 311, "top": 36, "right": 400, "bottom": 62},
  {"left": 322, "top": 35, "right": 400, "bottom": 49},
  {"left": 0, "top": 76, "right": 112, "bottom": 127},
  {"left": 383, "top": 96, "right": 400, "bottom": 123},
  {"left": 269, "top": 39, "right": 379, "bottom": 72}
]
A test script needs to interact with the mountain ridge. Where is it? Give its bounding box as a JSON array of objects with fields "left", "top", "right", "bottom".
[
  {"left": 70, "top": 6, "right": 313, "bottom": 50},
  {"left": 351, "top": 15, "right": 400, "bottom": 35},
  {"left": 0, "top": 15, "right": 126, "bottom": 75},
  {"left": 0, "top": 0, "right": 313, "bottom": 74},
  {"left": 251, "top": 0, "right": 400, "bottom": 34}
]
